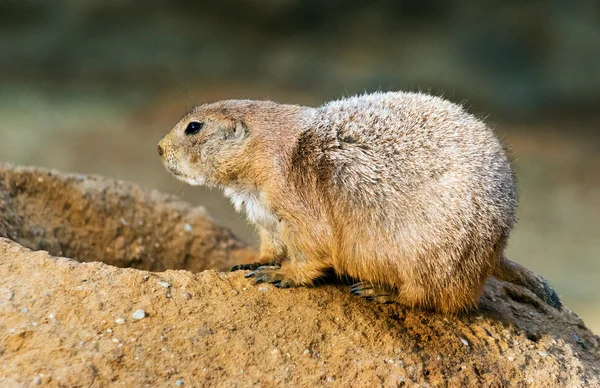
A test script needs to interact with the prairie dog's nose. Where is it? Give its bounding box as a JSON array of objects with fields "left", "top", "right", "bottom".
[{"left": 157, "top": 142, "right": 164, "bottom": 157}]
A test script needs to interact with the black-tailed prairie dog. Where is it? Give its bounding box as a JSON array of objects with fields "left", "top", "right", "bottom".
[{"left": 158, "top": 91, "right": 561, "bottom": 313}]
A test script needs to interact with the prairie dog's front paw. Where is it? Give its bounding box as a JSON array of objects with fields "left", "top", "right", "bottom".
[
  {"left": 231, "top": 260, "right": 280, "bottom": 272},
  {"left": 245, "top": 266, "right": 298, "bottom": 288},
  {"left": 231, "top": 263, "right": 260, "bottom": 271}
]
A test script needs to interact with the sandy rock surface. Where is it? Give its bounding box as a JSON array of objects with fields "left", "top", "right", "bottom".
[
  {"left": 0, "top": 164, "right": 256, "bottom": 272},
  {"left": 0, "top": 164, "right": 599, "bottom": 387}
]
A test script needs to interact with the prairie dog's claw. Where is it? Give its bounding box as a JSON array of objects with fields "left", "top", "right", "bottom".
[{"left": 350, "top": 282, "right": 395, "bottom": 303}]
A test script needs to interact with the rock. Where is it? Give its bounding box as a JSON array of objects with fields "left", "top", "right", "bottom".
[
  {"left": 131, "top": 310, "right": 146, "bottom": 320},
  {"left": 0, "top": 165, "right": 599, "bottom": 386}
]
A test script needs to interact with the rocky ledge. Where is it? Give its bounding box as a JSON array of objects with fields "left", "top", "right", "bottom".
[{"left": 0, "top": 164, "right": 598, "bottom": 387}]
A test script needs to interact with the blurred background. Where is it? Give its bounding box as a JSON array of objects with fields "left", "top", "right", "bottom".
[{"left": 1, "top": 1, "right": 598, "bottom": 331}]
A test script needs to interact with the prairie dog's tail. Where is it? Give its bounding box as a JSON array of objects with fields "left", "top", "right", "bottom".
[{"left": 492, "top": 257, "right": 562, "bottom": 310}]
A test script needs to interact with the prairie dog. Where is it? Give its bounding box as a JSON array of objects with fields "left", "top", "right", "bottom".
[{"left": 157, "top": 92, "right": 561, "bottom": 313}]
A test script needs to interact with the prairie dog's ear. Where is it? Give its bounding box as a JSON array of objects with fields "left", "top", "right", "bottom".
[{"left": 223, "top": 119, "right": 248, "bottom": 140}]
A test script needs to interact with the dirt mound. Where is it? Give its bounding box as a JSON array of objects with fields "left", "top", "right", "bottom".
[{"left": 0, "top": 164, "right": 599, "bottom": 387}]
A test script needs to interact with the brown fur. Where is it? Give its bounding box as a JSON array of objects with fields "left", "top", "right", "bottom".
[{"left": 158, "top": 92, "right": 562, "bottom": 313}]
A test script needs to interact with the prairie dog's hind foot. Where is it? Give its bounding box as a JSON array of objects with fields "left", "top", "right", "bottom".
[{"left": 350, "top": 282, "right": 396, "bottom": 304}]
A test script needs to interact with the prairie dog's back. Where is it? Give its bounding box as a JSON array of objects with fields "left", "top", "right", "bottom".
[{"left": 305, "top": 91, "right": 516, "bottom": 262}]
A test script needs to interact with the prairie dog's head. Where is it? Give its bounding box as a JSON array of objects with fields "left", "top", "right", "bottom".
[{"left": 158, "top": 99, "right": 304, "bottom": 187}]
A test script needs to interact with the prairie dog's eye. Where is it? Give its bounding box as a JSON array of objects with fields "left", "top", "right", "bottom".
[{"left": 185, "top": 121, "right": 203, "bottom": 135}]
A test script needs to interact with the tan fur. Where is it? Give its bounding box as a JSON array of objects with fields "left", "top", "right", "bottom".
[{"left": 158, "top": 92, "right": 562, "bottom": 313}]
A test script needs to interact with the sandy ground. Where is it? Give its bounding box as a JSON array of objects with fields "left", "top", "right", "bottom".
[{"left": 0, "top": 165, "right": 599, "bottom": 387}]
